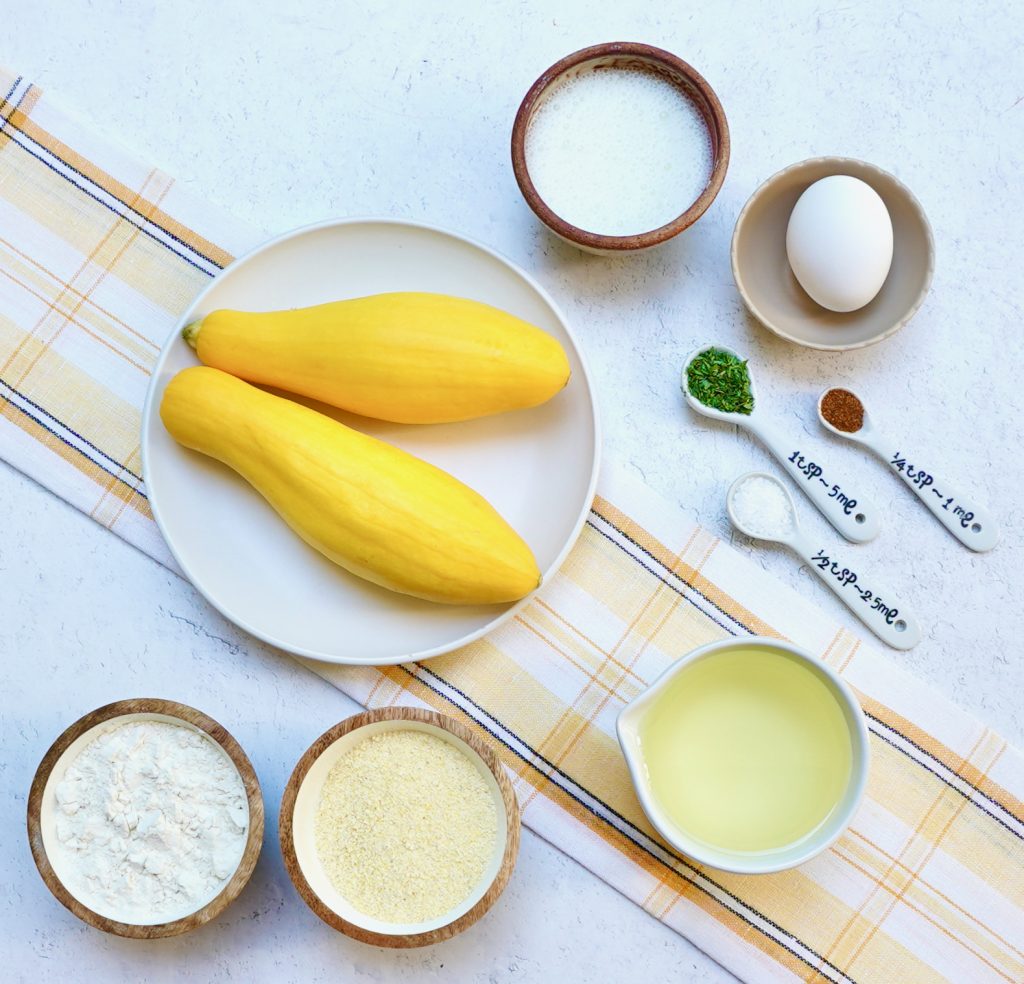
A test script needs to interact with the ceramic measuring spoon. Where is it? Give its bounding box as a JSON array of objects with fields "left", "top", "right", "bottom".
[
  {"left": 726, "top": 472, "right": 921, "bottom": 650},
  {"left": 817, "top": 389, "right": 998, "bottom": 552},
  {"left": 682, "top": 346, "right": 881, "bottom": 543}
]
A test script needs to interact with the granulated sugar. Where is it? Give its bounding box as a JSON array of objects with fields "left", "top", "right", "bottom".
[
  {"left": 314, "top": 730, "right": 497, "bottom": 924},
  {"left": 525, "top": 67, "right": 713, "bottom": 236}
]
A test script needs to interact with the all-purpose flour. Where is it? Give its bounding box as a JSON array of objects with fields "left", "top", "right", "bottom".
[{"left": 51, "top": 719, "right": 248, "bottom": 923}]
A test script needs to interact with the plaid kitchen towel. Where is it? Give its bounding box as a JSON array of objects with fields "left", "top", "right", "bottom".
[{"left": 2, "top": 69, "right": 1022, "bottom": 984}]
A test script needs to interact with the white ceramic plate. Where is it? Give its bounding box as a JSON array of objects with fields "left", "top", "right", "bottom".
[{"left": 141, "top": 218, "right": 600, "bottom": 665}]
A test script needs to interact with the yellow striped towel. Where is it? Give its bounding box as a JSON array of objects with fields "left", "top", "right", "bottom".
[{"left": 1, "top": 69, "right": 1021, "bottom": 983}]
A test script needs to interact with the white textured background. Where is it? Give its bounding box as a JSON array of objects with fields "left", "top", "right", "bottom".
[{"left": 3, "top": 1, "right": 1022, "bottom": 981}]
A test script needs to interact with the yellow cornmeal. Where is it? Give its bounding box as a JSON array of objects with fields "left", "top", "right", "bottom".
[{"left": 314, "top": 730, "right": 498, "bottom": 923}]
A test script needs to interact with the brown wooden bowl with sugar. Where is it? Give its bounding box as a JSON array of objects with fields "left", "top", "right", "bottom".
[
  {"left": 279, "top": 707, "right": 521, "bottom": 948},
  {"left": 27, "top": 698, "right": 264, "bottom": 938},
  {"left": 511, "top": 42, "right": 730, "bottom": 253}
]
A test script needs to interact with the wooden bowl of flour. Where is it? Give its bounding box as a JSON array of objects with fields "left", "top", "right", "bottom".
[
  {"left": 511, "top": 42, "right": 730, "bottom": 253},
  {"left": 27, "top": 698, "right": 264, "bottom": 938}
]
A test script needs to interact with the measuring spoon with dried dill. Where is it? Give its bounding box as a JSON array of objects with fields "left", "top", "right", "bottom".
[{"left": 679, "top": 344, "right": 881, "bottom": 543}]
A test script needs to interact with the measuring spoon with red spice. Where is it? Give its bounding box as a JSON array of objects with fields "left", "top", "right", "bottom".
[{"left": 817, "top": 388, "right": 998, "bottom": 552}]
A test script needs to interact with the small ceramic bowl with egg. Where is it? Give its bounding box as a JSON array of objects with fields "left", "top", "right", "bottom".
[
  {"left": 512, "top": 42, "right": 730, "bottom": 253},
  {"left": 27, "top": 699, "right": 264, "bottom": 938},
  {"left": 732, "top": 157, "right": 934, "bottom": 350},
  {"left": 279, "top": 707, "right": 520, "bottom": 947}
]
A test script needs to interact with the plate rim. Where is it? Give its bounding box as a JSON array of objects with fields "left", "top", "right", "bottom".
[{"left": 141, "top": 216, "right": 601, "bottom": 666}]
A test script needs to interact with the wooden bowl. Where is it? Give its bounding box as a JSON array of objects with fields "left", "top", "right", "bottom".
[
  {"left": 27, "top": 699, "right": 264, "bottom": 938},
  {"left": 511, "top": 42, "right": 730, "bottom": 253},
  {"left": 731, "top": 157, "right": 935, "bottom": 350},
  {"left": 279, "top": 707, "right": 520, "bottom": 948}
]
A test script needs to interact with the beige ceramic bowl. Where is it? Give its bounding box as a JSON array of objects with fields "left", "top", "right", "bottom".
[
  {"left": 732, "top": 157, "right": 934, "bottom": 350},
  {"left": 511, "top": 42, "right": 730, "bottom": 254}
]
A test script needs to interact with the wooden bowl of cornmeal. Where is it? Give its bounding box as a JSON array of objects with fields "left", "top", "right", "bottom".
[{"left": 279, "top": 707, "right": 520, "bottom": 947}]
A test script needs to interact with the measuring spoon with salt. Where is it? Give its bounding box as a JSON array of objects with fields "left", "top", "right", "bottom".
[
  {"left": 682, "top": 346, "right": 881, "bottom": 543},
  {"left": 817, "top": 388, "right": 998, "bottom": 552},
  {"left": 727, "top": 472, "right": 921, "bottom": 650}
]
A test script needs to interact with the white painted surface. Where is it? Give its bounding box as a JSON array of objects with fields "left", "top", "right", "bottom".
[{"left": 3, "top": 1, "right": 1022, "bottom": 981}]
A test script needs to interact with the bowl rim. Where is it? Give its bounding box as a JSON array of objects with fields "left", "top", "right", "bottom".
[
  {"left": 278, "top": 706, "right": 521, "bottom": 948},
  {"left": 731, "top": 155, "right": 935, "bottom": 351},
  {"left": 616, "top": 637, "right": 870, "bottom": 874},
  {"left": 511, "top": 41, "right": 730, "bottom": 251},
  {"left": 26, "top": 698, "right": 265, "bottom": 937}
]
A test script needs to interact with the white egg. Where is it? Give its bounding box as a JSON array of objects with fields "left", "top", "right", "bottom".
[{"left": 785, "top": 175, "right": 894, "bottom": 313}]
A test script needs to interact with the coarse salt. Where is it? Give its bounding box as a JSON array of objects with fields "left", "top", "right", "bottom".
[
  {"left": 732, "top": 475, "right": 795, "bottom": 539},
  {"left": 525, "top": 66, "right": 713, "bottom": 236},
  {"left": 314, "top": 729, "right": 498, "bottom": 924}
]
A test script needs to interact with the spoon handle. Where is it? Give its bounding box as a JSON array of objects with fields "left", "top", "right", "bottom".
[
  {"left": 743, "top": 417, "right": 881, "bottom": 543},
  {"left": 788, "top": 531, "right": 922, "bottom": 650},
  {"left": 860, "top": 432, "right": 999, "bottom": 552}
]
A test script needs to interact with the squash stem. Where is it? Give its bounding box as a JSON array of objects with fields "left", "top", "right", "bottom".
[{"left": 182, "top": 319, "right": 202, "bottom": 349}]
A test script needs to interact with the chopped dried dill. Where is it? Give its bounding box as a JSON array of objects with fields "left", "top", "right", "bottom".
[{"left": 685, "top": 347, "right": 754, "bottom": 415}]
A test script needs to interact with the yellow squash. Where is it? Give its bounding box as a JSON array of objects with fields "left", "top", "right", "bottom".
[
  {"left": 160, "top": 366, "right": 541, "bottom": 605},
  {"left": 183, "top": 292, "right": 571, "bottom": 424}
]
